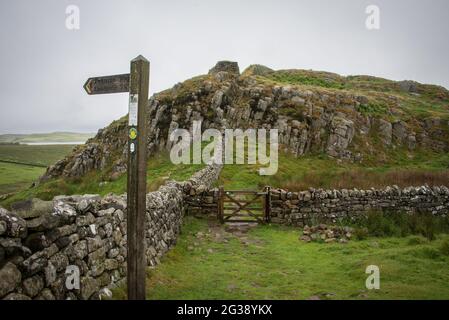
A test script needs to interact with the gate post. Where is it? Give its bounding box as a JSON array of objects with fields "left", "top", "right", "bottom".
[
  {"left": 264, "top": 186, "right": 271, "bottom": 223},
  {"left": 218, "top": 186, "right": 224, "bottom": 224}
]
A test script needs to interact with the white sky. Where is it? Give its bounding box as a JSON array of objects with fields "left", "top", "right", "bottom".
[{"left": 0, "top": 0, "right": 448, "bottom": 134}]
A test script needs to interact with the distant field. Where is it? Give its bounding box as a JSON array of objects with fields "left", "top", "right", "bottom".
[
  {"left": 0, "top": 152, "right": 205, "bottom": 207},
  {"left": 0, "top": 144, "right": 75, "bottom": 167},
  {"left": 0, "top": 144, "right": 76, "bottom": 195},
  {"left": 0, "top": 131, "right": 94, "bottom": 144},
  {"left": 0, "top": 162, "right": 45, "bottom": 195}
]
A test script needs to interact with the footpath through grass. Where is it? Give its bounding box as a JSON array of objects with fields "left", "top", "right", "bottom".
[{"left": 112, "top": 217, "right": 449, "bottom": 300}]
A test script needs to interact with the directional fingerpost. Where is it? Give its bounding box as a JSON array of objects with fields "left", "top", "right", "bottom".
[
  {"left": 83, "top": 73, "right": 130, "bottom": 95},
  {"left": 126, "top": 55, "right": 149, "bottom": 300},
  {"left": 83, "top": 56, "right": 149, "bottom": 300}
]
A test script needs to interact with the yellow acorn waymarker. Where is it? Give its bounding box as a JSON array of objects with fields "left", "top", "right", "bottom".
[{"left": 129, "top": 128, "right": 138, "bottom": 140}]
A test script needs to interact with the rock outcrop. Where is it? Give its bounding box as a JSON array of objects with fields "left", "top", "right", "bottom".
[
  {"left": 208, "top": 61, "right": 240, "bottom": 77},
  {"left": 38, "top": 61, "right": 449, "bottom": 183}
]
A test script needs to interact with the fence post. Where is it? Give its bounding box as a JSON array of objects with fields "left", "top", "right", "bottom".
[
  {"left": 218, "top": 186, "right": 224, "bottom": 224},
  {"left": 264, "top": 186, "right": 271, "bottom": 223}
]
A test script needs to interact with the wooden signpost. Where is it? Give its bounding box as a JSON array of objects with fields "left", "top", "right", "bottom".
[
  {"left": 83, "top": 73, "right": 130, "bottom": 95},
  {"left": 84, "top": 55, "right": 149, "bottom": 300}
]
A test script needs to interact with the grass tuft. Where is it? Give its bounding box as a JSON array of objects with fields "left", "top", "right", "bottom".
[
  {"left": 348, "top": 210, "right": 449, "bottom": 241},
  {"left": 440, "top": 239, "right": 449, "bottom": 256}
]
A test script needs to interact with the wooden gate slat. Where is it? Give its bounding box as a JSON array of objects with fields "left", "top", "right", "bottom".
[{"left": 218, "top": 187, "right": 271, "bottom": 225}]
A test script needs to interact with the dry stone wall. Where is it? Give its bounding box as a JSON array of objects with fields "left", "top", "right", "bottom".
[
  {"left": 179, "top": 184, "right": 449, "bottom": 226},
  {"left": 270, "top": 185, "right": 449, "bottom": 226},
  {"left": 0, "top": 164, "right": 222, "bottom": 300}
]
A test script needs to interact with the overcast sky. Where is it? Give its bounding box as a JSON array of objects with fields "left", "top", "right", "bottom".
[{"left": 0, "top": 0, "right": 448, "bottom": 134}]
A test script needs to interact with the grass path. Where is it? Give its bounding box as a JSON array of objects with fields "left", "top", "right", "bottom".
[{"left": 112, "top": 217, "right": 449, "bottom": 300}]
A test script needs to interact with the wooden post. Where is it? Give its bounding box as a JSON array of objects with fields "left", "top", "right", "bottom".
[
  {"left": 127, "top": 55, "right": 149, "bottom": 300},
  {"left": 218, "top": 186, "right": 224, "bottom": 224},
  {"left": 264, "top": 186, "right": 271, "bottom": 223},
  {"left": 83, "top": 55, "right": 149, "bottom": 300}
]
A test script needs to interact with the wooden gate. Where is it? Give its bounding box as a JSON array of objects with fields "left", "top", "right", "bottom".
[{"left": 217, "top": 187, "right": 271, "bottom": 224}]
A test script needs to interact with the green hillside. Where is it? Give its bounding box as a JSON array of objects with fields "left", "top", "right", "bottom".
[
  {"left": 0, "top": 131, "right": 94, "bottom": 144},
  {"left": 0, "top": 162, "right": 45, "bottom": 195},
  {"left": 256, "top": 68, "right": 449, "bottom": 119},
  {"left": 0, "top": 152, "right": 204, "bottom": 207},
  {"left": 2, "top": 146, "right": 449, "bottom": 208},
  {"left": 0, "top": 144, "right": 77, "bottom": 196},
  {"left": 0, "top": 144, "right": 76, "bottom": 166},
  {"left": 218, "top": 150, "right": 449, "bottom": 191}
]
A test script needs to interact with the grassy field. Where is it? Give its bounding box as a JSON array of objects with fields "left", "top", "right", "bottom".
[
  {"left": 0, "top": 132, "right": 94, "bottom": 144},
  {"left": 0, "top": 144, "right": 76, "bottom": 166},
  {"left": 2, "top": 143, "right": 448, "bottom": 206},
  {"left": 217, "top": 148, "right": 449, "bottom": 191},
  {"left": 0, "top": 162, "right": 46, "bottom": 195},
  {"left": 112, "top": 216, "right": 449, "bottom": 300},
  {"left": 0, "top": 144, "right": 76, "bottom": 196},
  {"left": 0, "top": 152, "right": 204, "bottom": 208}
]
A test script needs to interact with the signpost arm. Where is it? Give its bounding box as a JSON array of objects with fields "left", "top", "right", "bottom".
[{"left": 127, "top": 55, "right": 149, "bottom": 300}]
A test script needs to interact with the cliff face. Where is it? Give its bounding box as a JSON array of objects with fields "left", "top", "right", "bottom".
[{"left": 39, "top": 61, "right": 449, "bottom": 183}]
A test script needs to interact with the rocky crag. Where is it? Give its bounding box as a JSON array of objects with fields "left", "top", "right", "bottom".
[{"left": 39, "top": 61, "right": 449, "bottom": 183}]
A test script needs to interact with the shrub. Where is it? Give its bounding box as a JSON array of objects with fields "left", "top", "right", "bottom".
[
  {"left": 407, "top": 213, "right": 436, "bottom": 241},
  {"left": 365, "top": 211, "right": 404, "bottom": 237},
  {"left": 418, "top": 247, "right": 441, "bottom": 260},
  {"left": 353, "top": 227, "right": 369, "bottom": 240},
  {"left": 267, "top": 72, "right": 345, "bottom": 89},
  {"left": 356, "top": 103, "right": 387, "bottom": 115},
  {"left": 440, "top": 239, "right": 449, "bottom": 256},
  {"left": 407, "top": 235, "right": 428, "bottom": 245},
  {"left": 280, "top": 169, "right": 449, "bottom": 191},
  {"left": 351, "top": 210, "right": 449, "bottom": 241}
]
